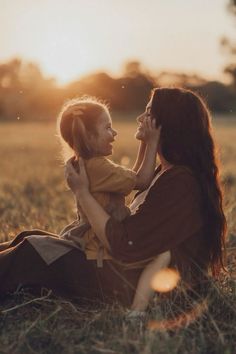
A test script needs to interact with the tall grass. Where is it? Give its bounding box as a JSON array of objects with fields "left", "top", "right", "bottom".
[{"left": 0, "top": 117, "right": 235, "bottom": 353}]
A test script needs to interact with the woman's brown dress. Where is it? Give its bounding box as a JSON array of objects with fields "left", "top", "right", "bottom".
[{"left": 0, "top": 166, "right": 209, "bottom": 305}]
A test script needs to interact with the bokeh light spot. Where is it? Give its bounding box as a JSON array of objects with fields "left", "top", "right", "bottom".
[
  {"left": 120, "top": 156, "right": 130, "bottom": 166},
  {"left": 147, "top": 300, "right": 208, "bottom": 331},
  {"left": 151, "top": 268, "right": 180, "bottom": 293}
]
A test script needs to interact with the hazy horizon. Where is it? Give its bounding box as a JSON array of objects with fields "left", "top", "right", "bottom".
[{"left": 0, "top": 0, "right": 235, "bottom": 84}]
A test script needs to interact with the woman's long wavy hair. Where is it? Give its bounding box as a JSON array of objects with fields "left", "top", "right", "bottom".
[{"left": 150, "top": 87, "right": 226, "bottom": 276}]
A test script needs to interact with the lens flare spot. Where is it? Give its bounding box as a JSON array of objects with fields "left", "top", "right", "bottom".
[
  {"left": 147, "top": 320, "right": 163, "bottom": 331},
  {"left": 151, "top": 268, "right": 180, "bottom": 293},
  {"left": 147, "top": 300, "right": 208, "bottom": 331}
]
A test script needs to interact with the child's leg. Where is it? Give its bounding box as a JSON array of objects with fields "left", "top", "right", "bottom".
[{"left": 131, "top": 251, "right": 171, "bottom": 311}]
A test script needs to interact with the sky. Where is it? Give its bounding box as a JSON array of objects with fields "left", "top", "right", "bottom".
[{"left": 0, "top": 0, "right": 235, "bottom": 84}]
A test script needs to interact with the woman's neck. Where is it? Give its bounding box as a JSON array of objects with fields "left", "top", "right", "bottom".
[{"left": 158, "top": 154, "right": 173, "bottom": 172}]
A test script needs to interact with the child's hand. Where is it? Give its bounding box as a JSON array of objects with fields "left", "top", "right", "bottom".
[{"left": 141, "top": 117, "right": 161, "bottom": 146}]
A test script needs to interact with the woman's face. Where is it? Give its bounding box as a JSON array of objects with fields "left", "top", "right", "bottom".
[
  {"left": 89, "top": 110, "right": 117, "bottom": 156},
  {"left": 135, "top": 100, "right": 153, "bottom": 140}
]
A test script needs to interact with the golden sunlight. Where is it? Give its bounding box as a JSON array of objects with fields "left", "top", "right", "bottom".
[
  {"left": 1, "top": 0, "right": 233, "bottom": 85},
  {"left": 29, "top": 22, "right": 96, "bottom": 84}
]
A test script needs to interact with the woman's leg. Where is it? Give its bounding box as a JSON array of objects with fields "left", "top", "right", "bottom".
[
  {"left": 0, "top": 229, "right": 59, "bottom": 252},
  {"left": 0, "top": 240, "right": 12, "bottom": 251},
  {"left": 131, "top": 251, "right": 171, "bottom": 311},
  {"left": 0, "top": 240, "right": 55, "bottom": 295},
  {"left": 95, "top": 261, "right": 141, "bottom": 307},
  {"left": 0, "top": 239, "right": 101, "bottom": 301}
]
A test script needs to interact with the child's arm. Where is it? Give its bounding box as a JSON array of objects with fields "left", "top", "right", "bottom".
[
  {"left": 134, "top": 118, "right": 161, "bottom": 190},
  {"left": 132, "top": 141, "right": 146, "bottom": 173},
  {"left": 131, "top": 251, "right": 171, "bottom": 311}
]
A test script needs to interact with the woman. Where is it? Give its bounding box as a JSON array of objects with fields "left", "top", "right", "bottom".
[
  {"left": 65, "top": 87, "right": 227, "bottom": 304},
  {"left": 0, "top": 96, "right": 158, "bottom": 305},
  {"left": 0, "top": 87, "right": 226, "bottom": 308}
]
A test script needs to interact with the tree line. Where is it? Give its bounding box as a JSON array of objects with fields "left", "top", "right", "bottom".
[{"left": 0, "top": 55, "right": 236, "bottom": 122}]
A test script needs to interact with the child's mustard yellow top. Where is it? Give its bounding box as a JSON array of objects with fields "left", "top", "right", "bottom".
[
  {"left": 26, "top": 157, "right": 136, "bottom": 266},
  {"left": 73, "top": 157, "right": 137, "bottom": 261}
]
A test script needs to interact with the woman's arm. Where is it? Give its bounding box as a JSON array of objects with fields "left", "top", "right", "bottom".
[
  {"left": 134, "top": 140, "right": 158, "bottom": 190},
  {"left": 76, "top": 189, "right": 111, "bottom": 250},
  {"left": 66, "top": 160, "right": 203, "bottom": 263},
  {"left": 65, "top": 158, "right": 111, "bottom": 250},
  {"left": 132, "top": 141, "right": 146, "bottom": 173}
]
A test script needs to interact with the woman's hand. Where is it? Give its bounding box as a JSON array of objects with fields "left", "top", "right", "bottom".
[
  {"left": 65, "top": 157, "right": 111, "bottom": 251},
  {"left": 65, "top": 157, "right": 89, "bottom": 197}
]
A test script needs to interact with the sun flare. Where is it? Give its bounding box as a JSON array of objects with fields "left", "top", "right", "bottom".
[
  {"left": 0, "top": 0, "right": 232, "bottom": 85},
  {"left": 151, "top": 268, "right": 180, "bottom": 293}
]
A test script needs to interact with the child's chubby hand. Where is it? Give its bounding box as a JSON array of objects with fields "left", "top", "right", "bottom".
[{"left": 141, "top": 117, "right": 161, "bottom": 146}]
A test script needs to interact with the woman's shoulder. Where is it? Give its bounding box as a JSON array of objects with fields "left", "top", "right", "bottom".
[
  {"left": 154, "top": 164, "right": 200, "bottom": 193},
  {"left": 167, "top": 164, "right": 194, "bottom": 176},
  {"left": 164, "top": 165, "right": 197, "bottom": 180}
]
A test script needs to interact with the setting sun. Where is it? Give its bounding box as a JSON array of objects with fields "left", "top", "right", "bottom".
[{"left": 0, "top": 0, "right": 234, "bottom": 84}]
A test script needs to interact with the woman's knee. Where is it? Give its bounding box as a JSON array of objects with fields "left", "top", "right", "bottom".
[
  {"left": 10, "top": 229, "right": 48, "bottom": 247},
  {"left": 0, "top": 240, "right": 12, "bottom": 251},
  {"left": 0, "top": 231, "right": 31, "bottom": 250},
  {"left": 0, "top": 240, "right": 50, "bottom": 294}
]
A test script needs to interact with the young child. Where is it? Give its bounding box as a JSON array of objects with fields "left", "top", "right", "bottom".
[
  {"left": 58, "top": 96, "right": 159, "bottom": 268},
  {"left": 59, "top": 96, "right": 170, "bottom": 311}
]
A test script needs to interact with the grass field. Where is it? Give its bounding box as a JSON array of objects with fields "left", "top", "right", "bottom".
[{"left": 0, "top": 118, "right": 236, "bottom": 353}]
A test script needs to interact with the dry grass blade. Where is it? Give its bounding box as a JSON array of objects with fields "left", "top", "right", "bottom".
[
  {"left": 0, "top": 120, "right": 236, "bottom": 353},
  {"left": 0, "top": 290, "right": 52, "bottom": 314}
]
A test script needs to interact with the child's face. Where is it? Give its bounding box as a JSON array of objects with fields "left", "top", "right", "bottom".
[{"left": 90, "top": 111, "right": 117, "bottom": 156}]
